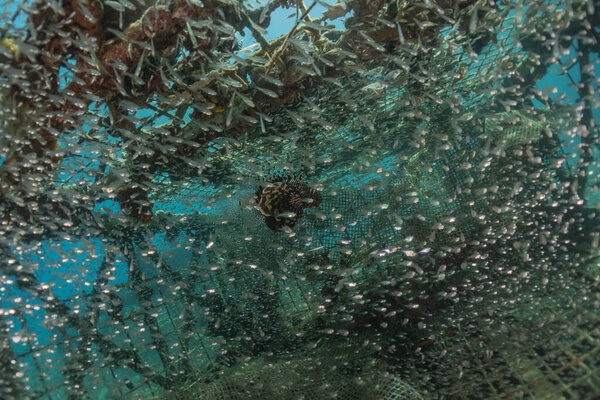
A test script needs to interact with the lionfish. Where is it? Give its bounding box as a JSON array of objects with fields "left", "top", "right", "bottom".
[{"left": 255, "top": 172, "right": 322, "bottom": 231}]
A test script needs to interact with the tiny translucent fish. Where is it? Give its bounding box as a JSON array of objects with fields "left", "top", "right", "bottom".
[
  {"left": 376, "top": 17, "right": 395, "bottom": 28},
  {"left": 397, "top": 22, "right": 406, "bottom": 44},
  {"left": 217, "top": 76, "right": 244, "bottom": 88},
  {"left": 259, "top": 73, "right": 284, "bottom": 87},
  {"left": 256, "top": 86, "right": 279, "bottom": 98},
  {"left": 338, "top": 48, "right": 358, "bottom": 59},
  {"left": 278, "top": 212, "right": 297, "bottom": 218},
  {"left": 361, "top": 81, "right": 388, "bottom": 93},
  {"left": 285, "top": 109, "right": 305, "bottom": 125},
  {"left": 303, "top": 96, "right": 321, "bottom": 113},
  {"left": 212, "top": 22, "right": 236, "bottom": 36},
  {"left": 469, "top": 5, "right": 479, "bottom": 34},
  {"left": 289, "top": 38, "right": 312, "bottom": 52},
  {"left": 315, "top": 54, "right": 334, "bottom": 67},
  {"left": 323, "top": 1, "right": 348, "bottom": 20},
  {"left": 239, "top": 43, "right": 260, "bottom": 54},
  {"left": 247, "top": 15, "right": 268, "bottom": 35},
  {"left": 105, "top": 0, "right": 126, "bottom": 12},
  {"left": 359, "top": 33, "right": 385, "bottom": 52},
  {"left": 235, "top": 91, "right": 255, "bottom": 108},
  {"left": 119, "top": 0, "right": 137, "bottom": 10}
]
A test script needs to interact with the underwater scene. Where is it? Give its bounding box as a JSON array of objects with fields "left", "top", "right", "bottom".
[{"left": 0, "top": 0, "right": 599, "bottom": 399}]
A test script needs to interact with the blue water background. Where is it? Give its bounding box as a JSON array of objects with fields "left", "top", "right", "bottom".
[{"left": 0, "top": 1, "right": 598, "bottom": 397}]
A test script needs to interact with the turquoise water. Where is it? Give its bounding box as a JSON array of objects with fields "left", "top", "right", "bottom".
[{"left": 0, "top": 1, "right": 599, "bottom": 399}]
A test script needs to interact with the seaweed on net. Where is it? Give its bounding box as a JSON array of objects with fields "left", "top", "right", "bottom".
[{"left": 0, "top": 0, "right": 598, "bottom": 399}]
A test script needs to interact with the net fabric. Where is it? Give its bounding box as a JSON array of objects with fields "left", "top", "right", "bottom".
[
  {"left": 178, "top": 351, "right": 423, "bottom": 400},
  {"left": 404, "top": 260, "right": 600, "bottom": 399},
  {"left": 0, "top": 0, "right": 598, "bottom": 399},
  {"left": 217, "top": 107, "right": 558, "bottom": 262}
]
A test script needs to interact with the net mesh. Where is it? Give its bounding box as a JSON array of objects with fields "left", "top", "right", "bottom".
[{"left": 0, "top": 0, "right": 598, "bottom": 399}]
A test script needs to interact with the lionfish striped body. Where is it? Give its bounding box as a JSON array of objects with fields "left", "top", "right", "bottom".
[{"left": 255, "top": 173, "right": 322, "bottom": 231}]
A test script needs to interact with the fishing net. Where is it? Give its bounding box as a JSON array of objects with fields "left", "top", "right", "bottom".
[
  {"left": 178, "top": 347, "right": 423, "bottom": 400},
  {"left": 0, "top": 0, "right": 599, "bottom": 399}
]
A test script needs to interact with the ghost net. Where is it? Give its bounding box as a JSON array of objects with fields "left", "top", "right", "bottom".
[{"left": 0, "top": 0, "right": 599, "bottom": 399}]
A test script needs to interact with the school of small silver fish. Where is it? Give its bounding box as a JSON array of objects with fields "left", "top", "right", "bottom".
[{"left": 0, "top": 0, "right": 598, "bottom": 399}]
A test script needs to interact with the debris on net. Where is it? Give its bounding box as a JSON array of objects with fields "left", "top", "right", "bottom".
[{"left": 0, "top": 0, "right": 598, "bottom": 399}]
